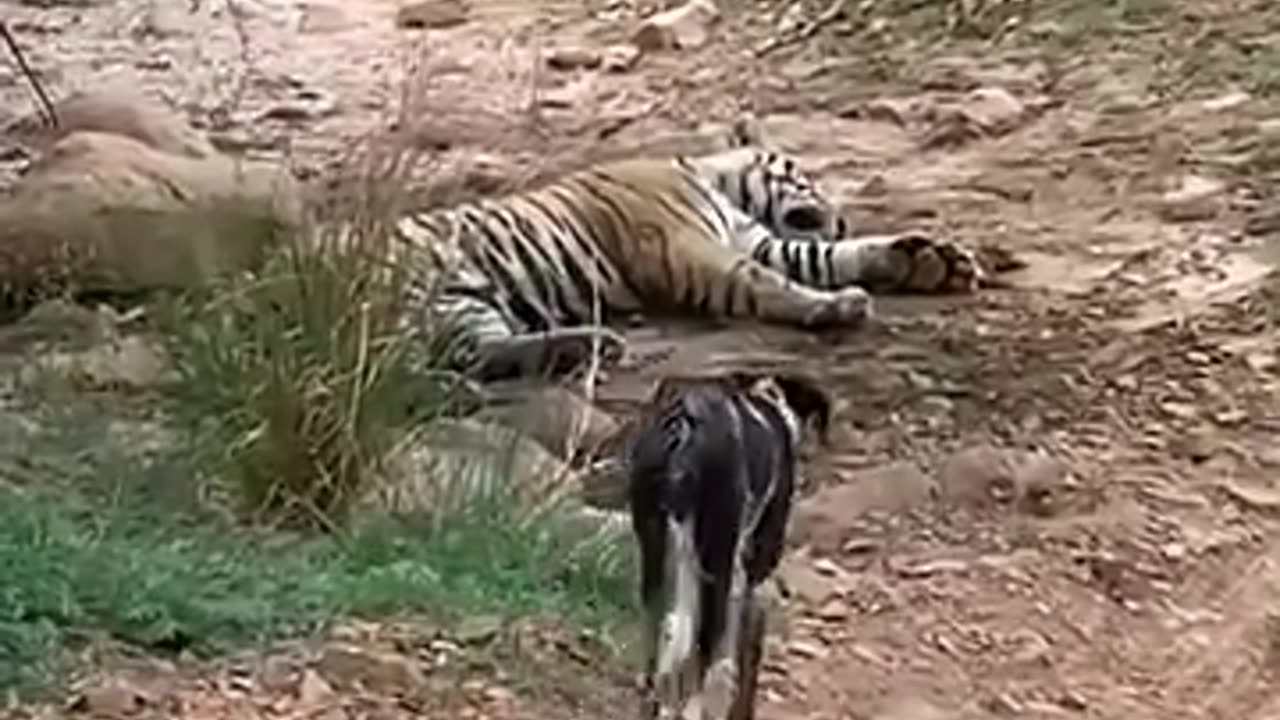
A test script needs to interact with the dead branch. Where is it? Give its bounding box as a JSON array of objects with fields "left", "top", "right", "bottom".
[{"left": 0, "top": 21, "right": 58, "bottom": 128}]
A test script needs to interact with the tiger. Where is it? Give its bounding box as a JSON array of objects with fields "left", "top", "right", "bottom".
[{"left": 388, "top": 147, "right": 983, "bottom": 382}]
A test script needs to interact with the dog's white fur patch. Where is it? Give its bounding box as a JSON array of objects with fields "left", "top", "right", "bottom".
[{"left": 657, "top": 515, "right": 701, "bottom": 680}]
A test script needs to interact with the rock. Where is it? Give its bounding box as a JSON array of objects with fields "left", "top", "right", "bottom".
[
  {"left": 317, "top": 643, "right": 424, "bottom": 694},
  {"left": 578, "top": 455, "right": 629, "bottom": 509},
  {"left": 4, "top": 85, "right": 217, "bottom": 158},
  {"left": 776, "top": 555, "right": 845, "bottom": 604},
  {"left": 373, "top": 418, "right": 582, "bottom": 515},
  {"left": 546, "top": 46, "right": 602, "bottom": 71},
  {"left": 296, "top": 668, "right": 336, "bottom": 704},
  {"left": 918, "top": 86, "right": 1026, "bottom": 149},
  {"left": 956, "top": 86, "right": 1025, "bottom": 135},
  {"left": 632, "top": 0, "right": 719, "bottom": 52},
  {"left": 1158, "top": 174, "right": 1227, "bottom": 222},
  {"left": 936, "top": 445, "right": 1019, "bottom": 508},
  {"left": 1217, "top": 477, "right": 1280, "bottom": 514},
  {"left": 258, "top": 655, "right": 299, "bottom": 695},
  {"left": 601, "top": 44, "right": 641, "bottom": 72},
  {"left": 786, "top": 640, "right": 826, "bottom": 660},
  {"left": 1015, "top": 453, "right": 1075, "bottom": 518},
  {"left": 791, "top": 462, "right": 935, "bottom": 552},
  {"left": 395, "top": 0, "right": 469, "bottom": 29},
  {"left": 0, "top": 131, "right": 302, "bottom": 298},
  {"left": 67, "top": 678, "right": 149, "bottom": 716},
  {"left": 473, "top": 385, "right": 621, "bottom": 463},
  {"left": 1202, "top": 91, "right": 1250, "bottom": 112},
  {"left": 259, "top": 91, "right": 339, "bottom": 122},
  {"left": 38, "top": 334, "right": 175, "bottom": 391},
  {"left": 0, "top": 298, "right": 118, "bottom": 353},
  {"left": 938, "top": 445, "right": 1077, "bottom": 516}
]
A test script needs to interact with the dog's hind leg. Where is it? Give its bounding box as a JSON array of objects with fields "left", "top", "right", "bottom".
[
  {"left": 728, "top": 589, "right": 767, "bottom": 720},
  {"left": 698, "top": 552, "right": 749, "bottom": 720}
]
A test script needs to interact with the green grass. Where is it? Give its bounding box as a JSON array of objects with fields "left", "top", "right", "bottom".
[{"left": 0, "top": 434, "right": 634, "bottom": 698}]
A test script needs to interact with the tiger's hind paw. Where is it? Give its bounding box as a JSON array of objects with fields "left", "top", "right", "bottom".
[{"left": 873, "top": 232, "right": 984, "bottom": 294}]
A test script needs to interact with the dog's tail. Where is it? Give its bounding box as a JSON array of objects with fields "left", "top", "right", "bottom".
[{"left": 628, "top": 387, "right": 737, "bottom": 680}]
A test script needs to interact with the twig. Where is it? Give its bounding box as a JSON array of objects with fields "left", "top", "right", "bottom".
[
  {"left": 0, "top": 21, "right": 58, "bottom": 128},
  {"left": 753, "top": 0, "right": 857, "bottom": 58}
]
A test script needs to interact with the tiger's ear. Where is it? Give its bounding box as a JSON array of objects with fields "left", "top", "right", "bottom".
[{"left": 772, "top": 374, "right": 832, "bottom": 444}]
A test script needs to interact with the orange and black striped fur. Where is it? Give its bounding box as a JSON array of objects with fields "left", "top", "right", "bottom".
[{"left": 389, "top": 148, "right": 982, "bottom": 381}]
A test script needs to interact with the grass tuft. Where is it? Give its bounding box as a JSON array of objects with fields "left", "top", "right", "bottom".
[{"left": 154, "top": 138, "right": 466, "bottom": 530}]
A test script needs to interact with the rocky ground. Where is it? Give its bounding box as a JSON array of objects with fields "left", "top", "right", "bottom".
[{"left": 4, "top": 0, "right": 1280, "bottom": 718}]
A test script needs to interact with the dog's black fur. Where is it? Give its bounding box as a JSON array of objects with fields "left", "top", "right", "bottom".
[{"left": 626, "top": 372, "right": 830, "bottom": 720}]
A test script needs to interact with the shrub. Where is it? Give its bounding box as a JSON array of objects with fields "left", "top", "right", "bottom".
[{"left": 157, "top": 139, "right": 468, "bottom": 530}]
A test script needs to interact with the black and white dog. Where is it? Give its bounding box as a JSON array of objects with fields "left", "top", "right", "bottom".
[{"left": 626, "top": 372, "right": 831, "bottom": 720}]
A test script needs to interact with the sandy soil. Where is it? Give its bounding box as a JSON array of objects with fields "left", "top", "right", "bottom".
[{"left": 4, "top": 0, "right": 1280, "bottom": 718}]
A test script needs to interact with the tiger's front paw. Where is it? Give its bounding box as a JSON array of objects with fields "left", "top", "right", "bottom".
[
  {"left": 803, "top": 287, "right": 872, "bottom": 328},
  {"left": 879, "top": 233, "right": 983, "bottom": 294}
]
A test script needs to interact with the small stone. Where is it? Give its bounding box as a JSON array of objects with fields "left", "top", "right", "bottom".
[
  {"left": 894, "top": 558, "right": 969, "bottom": 579},
  {"left": 1158, "top": 174, "right": 1227, "bottom": 222},
  {"left": 786, "top": 640, "right": 825, "bottom": 660},
  {"left": 776, "top": 556, "right": 842, "bottom": 604},
  {"left": 1014, "top": 453, "right": 1074, "bottom": 518},
  {"left": 957, "top": 86, "right": 1025, "bottom": 135},
  {"left": 601, "top": 44, "right": 641, "bottom": 72},
  {"left": 1161, "top": 542, "right": 1187, "bottom": 561},
  {"left": 1218, "top": 478, "right": 1280, "bottom": 513},
  {"left": 259, "top": 655, "right": 299, "bottom": 694},
  {"left": 1246, "top": 352, "right": 1277, "bottom": 373},
  {"left": 1202, "top": 91, "right": 1250, "bottom": 112},
  {"left": 317, "top": 644, "right": 424, "bottom": 694},
  {"left": 475, "top": 386, "right": 620, "bottom": 467},
  {"left": 483, "top": 685, "right": 516, "bottom": 705},
  {"left": 813, "top": 598, "right": 850, "bottom": 621},
  {"left": 395, "top": 0, "right": 468, "bottom": 29},
  {"left": 936, "top": 445, "right": 1018, "bottom": 508},
  {"left": 632, "top": 0, "right": 719, "bottom": 52},
  {"left": 811, "top": 557, "right": 843, "bottom": 577},
  {"left": 259, "top": 93, "right": 338, "bottom": 122},
  {"left": 1213, "top": 408, "right": 1247, "bottom": 426},
  {"left": 297, "top": 669, "right": 335, "bottom": 704},
  {"left": 1160, "top": 401, "right": 1199, "bottom": 421},
  {"left": 546, "top": 47, "right": 602, "bottom": 71},
  {"left": 68, "top": 679, "right": 148, "bottom": 717},
  {"left": 983, "top": 692, "right": 1026, "bottom": 715}
]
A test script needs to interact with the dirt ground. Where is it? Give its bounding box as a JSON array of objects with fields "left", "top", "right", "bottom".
[{"left": 4, "top": 0, "right": 1280, "bottom": 718}]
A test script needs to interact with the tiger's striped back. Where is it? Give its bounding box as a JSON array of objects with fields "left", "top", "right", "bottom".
[{"left": 384, "top": 147, "right": 849, "bottom": 377}]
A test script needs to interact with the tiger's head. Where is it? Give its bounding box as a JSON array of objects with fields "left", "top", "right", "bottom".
[{"left": 682, "top": 148, "right": 844, "bottom": 242}]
